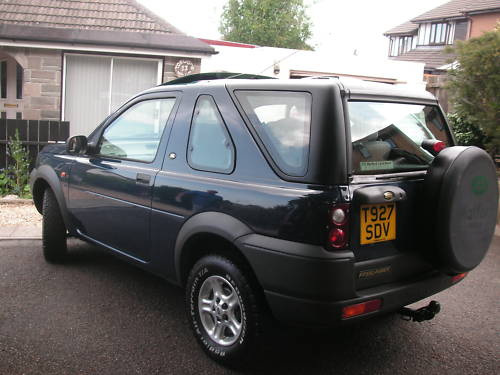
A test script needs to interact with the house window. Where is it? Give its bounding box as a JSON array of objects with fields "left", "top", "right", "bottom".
[
  {"left": 420, "top": 23, "right": 450, "bottom": 45},
  {"left": 63, "top": 54, "right": 161, "bottom": 136},
  {"left": 16, "top": 63, "right": 23, "bottom": 99},
  {"left": 0, "top": 61, "right": 6, "bottom": 99},
  {"left": 389, "top": 36, "right": 414, "bottom": 56}
]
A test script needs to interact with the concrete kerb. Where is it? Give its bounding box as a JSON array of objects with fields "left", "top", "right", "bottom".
[
  {"left": 0, "top": 224, "right": 42, "bottom": 240},
  {"left": 0, "top": 198, "right": 33, "bottom": 205},
  {"left": 0, "top": 196, "right": 41, "bottom": 239}
]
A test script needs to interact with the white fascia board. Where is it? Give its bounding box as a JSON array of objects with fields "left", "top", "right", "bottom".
[{"left": 0, "top": 39, "right": 208, "bottom": 59}]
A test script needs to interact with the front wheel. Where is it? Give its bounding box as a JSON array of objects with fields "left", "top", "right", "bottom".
[
  {"left": 186, "top": 254, "right": 263, "bottom": 366},
  {"left": 42, "top": 188, "right": 67, "bottom": 263}
]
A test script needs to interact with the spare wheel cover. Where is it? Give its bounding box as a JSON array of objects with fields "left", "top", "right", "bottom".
[{"left": 425, "top": 146, "right": 498, "bottom": 273}]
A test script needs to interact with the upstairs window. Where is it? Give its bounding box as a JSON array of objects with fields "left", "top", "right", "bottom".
[
  {"left": 389, "top": 36, "right": 416, "bottom": 56},
  {"left": 429, "top": 23, "right": 449, "bottom": 44},
  {"left": 418, "top": 22, "right": 452, "bottom": 46}
]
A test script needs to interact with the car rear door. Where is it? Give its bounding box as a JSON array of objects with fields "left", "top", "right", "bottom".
[
  {"left": 346, "top": 99, "right": 454, "bottom": 288},
  {"left": 67, "top": 93, "right": 180, "bottom": 262}
]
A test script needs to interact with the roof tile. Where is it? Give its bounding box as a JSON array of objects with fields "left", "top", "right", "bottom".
[
  {"left": 412, "top": 0, "right": 500, "bottom": 22},
  {"left": 390, "top": 49, "right": 456, "bottom": 69},
  {"left": 384, "top": 21, "right": 419, "bottom": 35},
  {"left": 0, "top": 0, "right": 182, "bottom": 34}
]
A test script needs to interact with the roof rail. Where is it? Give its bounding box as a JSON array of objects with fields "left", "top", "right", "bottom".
[
  {"left": 303, "top": 75, "right": 341, "bottom": 80},
  {"left": 161, "top": 72, "right": 275, "bottom": 85}
]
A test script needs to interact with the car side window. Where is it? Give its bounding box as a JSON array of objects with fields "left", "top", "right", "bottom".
[
  {"left": 187, "top": 95, "right": 235, "bottom": 173},
  {"left": 99, "top": 98, "right": 176, "bottom": 162},
  {"left": 235, "top": 90, "right": 312, "bottom": 177}
]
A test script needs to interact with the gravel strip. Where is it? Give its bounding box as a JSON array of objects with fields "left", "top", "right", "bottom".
[{"left": 0, "top": 203, "right": 42, "bottom": 226}]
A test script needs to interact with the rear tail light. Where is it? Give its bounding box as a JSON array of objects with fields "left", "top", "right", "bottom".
[
  {"left": 422, "top": 139, "right": 446, "bottom": 155},
  {"left": 432, "top": 141, "right": 446, "bottom": 153},
  {"left": 451, "top": 272, "right": 467, "bottom": 283},
  {"left": 329, "top": 228, "right": 346, "bottom": 248},
  {"left": 342, "top": 299, "right": 382, "bottom": 319},
  {"left": 328, "top": 203, "right": 350, "bottom": 249}
]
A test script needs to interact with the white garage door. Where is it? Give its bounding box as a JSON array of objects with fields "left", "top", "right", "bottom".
[{"left": 64, "top": 54, "right": 161, "bottom": 136}]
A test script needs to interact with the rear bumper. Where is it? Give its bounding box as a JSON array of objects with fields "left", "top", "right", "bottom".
[
  {"left": 264, "top": 271, "right": 454, "bottom": 327},
  {"left": 236, "top": 234, "right": 457, "bottom": 327}
]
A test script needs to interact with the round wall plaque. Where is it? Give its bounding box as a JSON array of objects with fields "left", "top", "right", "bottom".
[{"left": 174, "top": 59, "right": 195, "bottom": 77}]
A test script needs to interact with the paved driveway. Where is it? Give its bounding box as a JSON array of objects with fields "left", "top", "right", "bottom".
[{"left": 0, "top": 236, "right": 498, "bottom": 375}]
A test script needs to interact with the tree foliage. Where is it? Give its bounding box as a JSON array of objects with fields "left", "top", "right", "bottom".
[
  {"left": 448, "top": 112, "right": 490, "bottom": 149},
  {"left": 446, "top": 27, "right": 500, "bottom": 155},
  {"left": 219, "top": 0, "right": 313, "bottom": 50}
]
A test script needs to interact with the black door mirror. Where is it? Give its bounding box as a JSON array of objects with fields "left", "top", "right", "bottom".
[{"left": 66, "top": 135, "right": 88, "bottom": 154}]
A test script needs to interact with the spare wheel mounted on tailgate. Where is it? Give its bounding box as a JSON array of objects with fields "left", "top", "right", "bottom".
[{"left": 424, "top": 146, "right": 498, "bottom": 274}]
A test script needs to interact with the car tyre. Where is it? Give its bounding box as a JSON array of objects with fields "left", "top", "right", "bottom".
[
  {"left": 42, "top": 188, "right": 67, "bottom": 263},
  {"left": 186, "top": 254, "right": 263, "bottom": 367}
]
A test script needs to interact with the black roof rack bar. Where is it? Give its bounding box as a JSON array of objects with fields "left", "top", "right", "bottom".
[{"left": 161, "top": 72, "right": 275, "bottom": 86}]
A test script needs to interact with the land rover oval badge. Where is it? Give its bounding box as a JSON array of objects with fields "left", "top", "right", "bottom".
[{"left": 383, "top": 191, "right": 394, "bottom": 200}]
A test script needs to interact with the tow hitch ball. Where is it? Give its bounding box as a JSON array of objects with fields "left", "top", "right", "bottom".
[{"left": 399, "top": 301, "right": 441, "bottom": 322}]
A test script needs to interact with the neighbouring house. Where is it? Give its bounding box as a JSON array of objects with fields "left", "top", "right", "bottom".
[
  {"left": 0, "top": 0, "right": 215, "bottom": 137},
  {"left": 199, "top": 39, "right": 426, "bottom": 88},
  {"left": 384, "top": 0, "right": 500, "bottom": 111}
]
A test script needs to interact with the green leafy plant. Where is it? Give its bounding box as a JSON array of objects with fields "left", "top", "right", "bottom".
[
  {"left": 219, "top": 0, "right": 313, "bottom": 50},
  {"left": 1, "top": 129, "right": 32, "bottom": 199},
  {"left": 448, "top": 112, "right": 490, "bottom": 149},
  {"left": 446, "top": 27, "right": 500, "bottom": 156},
  {"left": 0, "top": 169, "right": 10, "bottom": 196}
]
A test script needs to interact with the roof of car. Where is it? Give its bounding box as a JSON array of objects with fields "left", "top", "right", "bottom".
[{"left": 145, "top": 77, "right": 437, "bottom": 103}]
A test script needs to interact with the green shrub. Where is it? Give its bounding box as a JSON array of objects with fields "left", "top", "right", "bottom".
[
  {"left": 0, "top": 170, "right": 10, "bottom": 196},
  {"left": 1, "top": 129, "right": 32, "bottom": 199},
  {"left": 448, "top": 112, "right": 490, "bottom": 150},
  {"left": 446, "top": 28, "right": 500, "bottom": 156}
]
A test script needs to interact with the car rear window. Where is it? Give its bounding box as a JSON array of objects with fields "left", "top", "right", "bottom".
[
  {"left": 235, "top": 90, "right": 312, "bottom": 176},
  {"left": 348, "top": 101, "right": 451, "bottom": 175}
]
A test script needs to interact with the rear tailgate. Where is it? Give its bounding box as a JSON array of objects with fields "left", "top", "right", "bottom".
[
  {"left": 349, "top": 177, "right": 434, "bottom": 290},
  {"left": 345, "top": 100, "right": 454, "bottom": 290}
]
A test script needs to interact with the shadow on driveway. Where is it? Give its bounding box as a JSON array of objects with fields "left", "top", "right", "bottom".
[{"left": 0, "top": 238, "right": 498, "bottom": 374}]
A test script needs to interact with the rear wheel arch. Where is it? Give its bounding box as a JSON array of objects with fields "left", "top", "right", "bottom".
[{"left": 174, "top": 212, "right": 257, "bottom": 287}]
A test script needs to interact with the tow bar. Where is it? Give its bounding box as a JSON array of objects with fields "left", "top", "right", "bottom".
[{"left": 399, "top": 300, "right": 441, "bottom": 322}]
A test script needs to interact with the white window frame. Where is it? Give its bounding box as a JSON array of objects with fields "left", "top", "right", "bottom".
[
  {"left": 61, "top": 53, "right": 162, "bottom": 121},
  {"left": 417, "top": 22, "right": 454, "bottom": 46}
]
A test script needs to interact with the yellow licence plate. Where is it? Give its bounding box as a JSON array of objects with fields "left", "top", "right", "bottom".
[{"left": 360, "top": 203, "right": 396, "bottom": 245}]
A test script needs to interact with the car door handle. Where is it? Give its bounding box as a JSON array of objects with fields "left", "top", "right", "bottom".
[{"left": 136, "top": 173, "right": 151, "bottom": 184}]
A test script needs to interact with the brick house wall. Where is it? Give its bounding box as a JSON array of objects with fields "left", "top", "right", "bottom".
[
  {"left": 469, "top": 12, "right": 500, "bottom": 38},
  {"left": 23, "top": 48, "right": 62, "bottom": 121},
  {"left": 163, "top": 56, "right": 201, "bottom": 82},
  {"left": 0, "top": 46, "right": 62, "bottom": 121}
]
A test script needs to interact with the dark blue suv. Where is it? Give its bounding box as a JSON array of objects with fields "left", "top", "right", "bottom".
[{"left": 30, "top": 77, "right": 498, "bottom": 365}]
